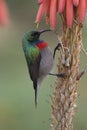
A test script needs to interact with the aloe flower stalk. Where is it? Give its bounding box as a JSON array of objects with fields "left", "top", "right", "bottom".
[
  {"left": 35, "top": 0, "right": 87, "bottom": 130},
  {"left": 0, "top": 0, "right": 9, "bottom": 26}
]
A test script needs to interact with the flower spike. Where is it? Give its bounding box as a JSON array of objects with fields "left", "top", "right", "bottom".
[{"left": 36, "top": 0, "right": 87, "bottom": 28}]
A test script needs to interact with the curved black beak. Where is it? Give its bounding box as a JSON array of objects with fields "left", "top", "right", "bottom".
[{"left": 39, "top": 29, "right": 52, "bottom": 34}]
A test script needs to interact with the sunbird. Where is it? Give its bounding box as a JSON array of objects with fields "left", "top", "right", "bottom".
[{"left": 22, "top": 29, "right": 65, "bottom": 106}]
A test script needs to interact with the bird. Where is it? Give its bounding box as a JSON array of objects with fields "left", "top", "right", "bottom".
[{"left": 22, "top": 29, "right": 65, "bottom": 106}]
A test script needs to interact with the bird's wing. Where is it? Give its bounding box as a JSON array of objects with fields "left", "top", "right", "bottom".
[
  {"left": 28, "top": 53, "right": 41, "bottom": 89},
  {"left": 28, "top": 53, "right": 41, "bottom": 107},
  {"left": 22, "top": 43, "right": 41, "bottom": 89}
]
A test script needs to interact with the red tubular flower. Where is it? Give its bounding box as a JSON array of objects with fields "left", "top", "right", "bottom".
[
  {"left": 66, "top": 0, "right": 74, "bottom": 27},
  {"left": 0, "top": 0, "right": 9, "bottom": 26},
  {"left": 36, "top": 0, "right": 87, "bottom": 28},
  {"left": 50, "top": 0, "right": 57, "bottom": 28},
  {"left": 35, "top": 0, "right": 50, "bottom": 24},
  {"left": 58, "top": 0, "right": 66, "bottom": 14},
  {"left": 73, "top": 0, "right": 79, "bottom": 6},
  {"left": 78, "top": 0, "right": 86, "bottom": 22},
  {"left": 35, "top": 3, "right": 45, "bottom": 23},
  {"left": 45, "top": 0, "right": 50, "bottom": 24}
]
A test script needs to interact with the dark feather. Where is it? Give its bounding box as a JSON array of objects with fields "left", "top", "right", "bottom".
[
  {"left": 28, "top": 53, "right": 41, "bottom": 86},
  {"left": 26, "top": 53, "right": 41, "bottom": 106},
  {"left": 33, "top": 82, "right": 38, "bottom": 107}
]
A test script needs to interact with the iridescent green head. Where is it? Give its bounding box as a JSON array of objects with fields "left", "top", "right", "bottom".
[
  {"left": 27, "top": 29, "right": 52, "bottom": 42},
  {"left": 28, "top": 31, "right": 40, "bottom": 42}
]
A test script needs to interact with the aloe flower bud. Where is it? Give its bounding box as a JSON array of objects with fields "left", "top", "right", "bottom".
[{"left": 0, "top": 0, "right": 9, "bottom": 26}]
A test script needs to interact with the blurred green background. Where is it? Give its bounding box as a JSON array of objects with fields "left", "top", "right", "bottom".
[{"left": 0, "top": 0, "right": 87, "bottom": 130}]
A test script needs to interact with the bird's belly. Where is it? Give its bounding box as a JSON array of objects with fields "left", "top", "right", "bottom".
[{"left": 39, "top": 47, "right": 53, "bottom": 76}]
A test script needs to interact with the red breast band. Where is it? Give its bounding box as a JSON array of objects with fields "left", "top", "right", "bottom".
[{"left": 36, "top": 41, "right": 48, "bottom": 50}]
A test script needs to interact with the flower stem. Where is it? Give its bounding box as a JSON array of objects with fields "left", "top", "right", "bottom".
[{"left": 51, "top": 22, "right": 82, "bottom": 130}]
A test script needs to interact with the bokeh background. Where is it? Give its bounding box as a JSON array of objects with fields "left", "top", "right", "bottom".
[{"left": 0, "top": 0, "right": 87, "bottom": 130}]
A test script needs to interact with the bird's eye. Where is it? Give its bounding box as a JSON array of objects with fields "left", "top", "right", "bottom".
[
  {"left": 34, "top": 32, "right": 38, "bottom": 35},
  {"left": 31, "top": 32, "right": 38, "bottom": 37}
]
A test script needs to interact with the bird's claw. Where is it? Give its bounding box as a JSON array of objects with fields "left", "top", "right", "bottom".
[
  {"left": 56, "top": 73, "right": 66, "bottom": 79},
  {"left": 49, "top": 73, "right": 66, "bottom": 79},
  {"left": 53, "top": 43, "right": 62, "bottom": 59}
]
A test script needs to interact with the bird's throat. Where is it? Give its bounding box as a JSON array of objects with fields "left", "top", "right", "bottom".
[{"left": 36, "top": 41, "right": 48, "bottom": 50}]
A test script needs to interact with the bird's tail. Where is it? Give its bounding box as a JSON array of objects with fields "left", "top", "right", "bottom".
[
  {"left": 33, "top": 82, "right": 38, "bottom": 107},
  {"left": 35, "top": 88, "right": 38, "bottom": 107}
]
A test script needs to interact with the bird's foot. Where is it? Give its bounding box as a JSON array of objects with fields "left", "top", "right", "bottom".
[
  {"left": 53, "top": 42, "right": 70, "bottom": 59},
  {"left": 53, "top": 43, "right": 62, "bottom": 59},
  {"left": 56, "top": 73, "right": 66, "bottom": 78},
  {"left": 49, "top": 73, "right": 66, "bottom": 79}
]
